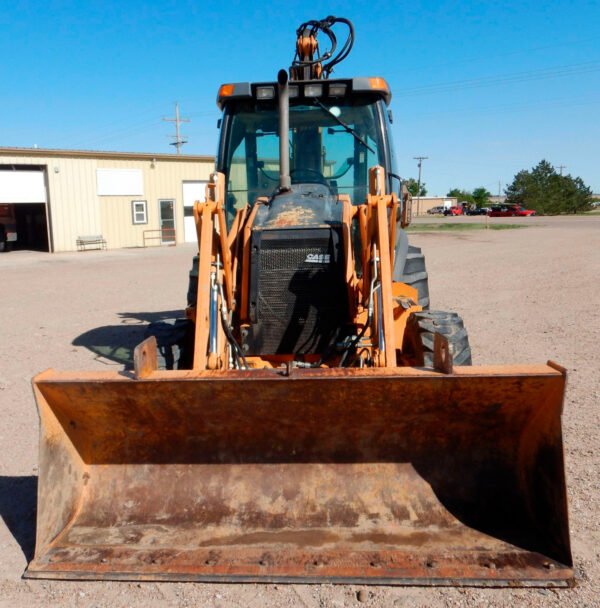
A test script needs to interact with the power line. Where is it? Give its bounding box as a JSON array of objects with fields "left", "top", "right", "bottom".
[
  {"left": 407, "top": 93, "right": 600, "bottom": 120},
  {"left": 395, "top": 61, "right": 600, "bottom": 98},
  {"left": 63, "top": 103, "right": 167, "bottom": 149},
  {"left": 163, "top": 102, "right": 190, "bottom": 154},
  {"left": 67, "top": 117, "right": 162, "bottom": 149},
  {"left": 391, "top": 35, "right": 599, "bottom": 76}
]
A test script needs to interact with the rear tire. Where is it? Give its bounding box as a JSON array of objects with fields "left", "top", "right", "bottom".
[
  {"left": 398, "top": 245, "right": 430, "bottom": 309},
  {"left": 402, "top": 310, "right": 472, "bottom": 367},
  {"left": 144, "top": 318, "right": 194, "bottom": 370}
]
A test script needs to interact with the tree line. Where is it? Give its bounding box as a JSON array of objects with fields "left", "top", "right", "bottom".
[
  {"left": 504, "top": 160, "right": 593, "bottom": 214},
  {"left": 404, "top": 160, "right": 593, "bottom": 214}
]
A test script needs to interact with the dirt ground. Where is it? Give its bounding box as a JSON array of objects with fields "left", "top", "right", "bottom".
[{"left": 0, "top": 215, "right": 598, "bottom": 607}]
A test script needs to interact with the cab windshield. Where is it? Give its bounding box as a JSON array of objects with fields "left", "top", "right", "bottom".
[{"left": 221, "top": 98, "right": 385, "bottom": 215}]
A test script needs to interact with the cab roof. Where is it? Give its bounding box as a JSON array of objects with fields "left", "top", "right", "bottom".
[{"left": 217, "top": 77, "right": 391, "bottom": 110}]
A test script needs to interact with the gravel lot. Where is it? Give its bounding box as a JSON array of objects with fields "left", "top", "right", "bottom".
[{"left": 1, "top": 215, "right": 598, "bottom": 607}]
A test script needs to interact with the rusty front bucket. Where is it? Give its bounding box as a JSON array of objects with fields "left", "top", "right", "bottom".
[{"left": 26, "top": 364, "right": 572, "bottom": 586}]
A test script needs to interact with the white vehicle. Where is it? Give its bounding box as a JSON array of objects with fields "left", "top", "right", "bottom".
[{"left": 427, "top": 205, "right": 445, "bottom": 215}]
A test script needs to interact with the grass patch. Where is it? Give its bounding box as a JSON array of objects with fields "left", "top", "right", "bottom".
[{"left": 407, "top": 223, "right": 527, "bottom": 232}]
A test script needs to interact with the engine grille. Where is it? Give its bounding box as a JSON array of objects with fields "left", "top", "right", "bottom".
[{"left": 244, "top": 228, "right": 346, "bottom": 355}]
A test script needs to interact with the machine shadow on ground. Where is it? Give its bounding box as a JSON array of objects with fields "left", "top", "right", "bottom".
[
  {"left": 0, "top": 476, "right": 37, "bottom": 562},
  {"left": 72, "top": 310, "right": 185, "bottom": 368}
]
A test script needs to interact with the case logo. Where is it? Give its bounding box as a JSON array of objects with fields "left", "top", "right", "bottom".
[{"left": 305, "top": 253, "right": 331, "bottom": 264}]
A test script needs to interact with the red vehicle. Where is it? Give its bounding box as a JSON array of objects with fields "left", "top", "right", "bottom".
[
  {"left": 443, "top": 206, "right": 463, "bottom": 216},
  {"left": 488, "top": 204, "right": 536, "bottom": 217},
  {"left": 513, "top": 206, "right": 536, "bottom": 217},
  {"left": 0, "top": 203, "right": 17, "bottom": 252}
]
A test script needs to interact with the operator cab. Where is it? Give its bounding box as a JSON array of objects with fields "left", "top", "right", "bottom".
[{"left": 216, "top": 78, "right": 398, "bottom": 222}]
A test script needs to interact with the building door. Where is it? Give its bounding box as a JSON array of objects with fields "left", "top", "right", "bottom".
[
  {"left": 0, "top": 166, "right": 50, "bottom": 252},
  {"left": 159, "top": 199, "right": 175, "bottom": 244},
  {"left": 182, "top": 181, "right": 207, "bottom": 243}
]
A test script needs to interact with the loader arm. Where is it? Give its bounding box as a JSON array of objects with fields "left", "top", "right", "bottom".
[{"left": 187, "top": 166, "right": 411, "bottom": 371}]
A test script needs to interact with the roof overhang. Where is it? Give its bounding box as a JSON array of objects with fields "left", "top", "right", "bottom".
[{"left": 0, "top": 147, "right": 215, "bottom": 163}]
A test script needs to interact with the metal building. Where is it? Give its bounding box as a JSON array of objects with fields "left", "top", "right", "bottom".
[
  {"left": 411, "top": 196, "right": 459, "bottom": 216},
  {"left": 0, "top": 147, "right": 215, "bottom": 252}
]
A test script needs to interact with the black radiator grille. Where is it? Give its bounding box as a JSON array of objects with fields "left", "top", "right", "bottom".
[{"left": 245, "top": 228, "right": 346, "bottom": 355}]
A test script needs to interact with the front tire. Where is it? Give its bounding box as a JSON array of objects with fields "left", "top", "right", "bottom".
[
  {"left": 402, "top": 310, "right": 472, "bottom": 367},
  {"left": 398, "top": 245, "right": 430, "bottom": 309}
]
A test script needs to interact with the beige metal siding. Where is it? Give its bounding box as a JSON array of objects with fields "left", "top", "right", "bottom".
[
  {"left": 51, "top": 158, "right": 101, "bottom": 250},
  {"left": 96, "top": 159, "right": 213, "bottom": 249},
  {"left": 411, "top": 197, "right": 458, "bottom": 216},
  {"left": 0, "top": 150, "right": 215, "bottom": 252},
  {"left": 0, "top": 154, "right": 101, "bottom": 252}
]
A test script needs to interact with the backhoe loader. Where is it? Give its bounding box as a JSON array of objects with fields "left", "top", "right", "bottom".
[{"left": 27, "top": 16, "right": 572, "bottom": 586}]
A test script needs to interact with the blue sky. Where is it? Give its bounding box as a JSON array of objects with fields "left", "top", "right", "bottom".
[{"left": 3, "top": 0, "right": 599, "bottom": 194}]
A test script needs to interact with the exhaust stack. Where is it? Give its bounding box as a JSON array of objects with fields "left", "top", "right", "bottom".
[{"left": 277, "top": 69, "right": 291, "bottom": 192}]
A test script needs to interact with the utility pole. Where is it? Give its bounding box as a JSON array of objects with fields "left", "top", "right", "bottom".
[
  {"left": 163, "top": 102, "right": 190, "bottom": 154},
  {"left": 413, "top": 156, "right": 428, "bottom": 216},
  {"left": 557, "top": 165, "right": 567, "bottom": 175},
  {"left": 498, "top": 180, "right": 502, "bottom": 197}
]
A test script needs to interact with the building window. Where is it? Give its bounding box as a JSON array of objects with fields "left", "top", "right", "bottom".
[{"left": 131, "top": 200, "right": 147, "bottom": 224}]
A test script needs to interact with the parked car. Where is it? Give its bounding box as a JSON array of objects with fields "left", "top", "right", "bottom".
[
  {"left": 444, "top": 206, "right": 463, "bottom": 216},
  {"left": 427, "top": 206, "right": 445, "bottom": 215},
  {"left": 488, "top": 204, "right": 536, "bottom": 217},
  {"left": 514, "top": 206, "right": 536, "bottom": 217},
  {"left": 466, "top": 207, "right": 488, "bottom": 216}
]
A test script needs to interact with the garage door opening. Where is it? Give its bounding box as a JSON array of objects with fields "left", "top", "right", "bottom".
[
  {"left": 13, "top": 203, "right": 49, "bottom": 251},
  {"left": 0, "top": 165, "right": 51, "bottom": 252}
]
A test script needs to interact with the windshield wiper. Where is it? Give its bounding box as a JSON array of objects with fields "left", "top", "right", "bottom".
[{"left": 313, "top": 99, "right": 375, "bottom": 154}]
